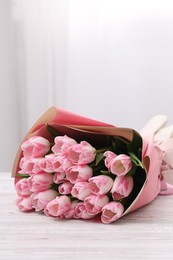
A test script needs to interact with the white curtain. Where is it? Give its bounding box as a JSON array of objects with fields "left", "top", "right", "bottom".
[{"left": 2, "top": 0, "right": 173, "bottom": 171}]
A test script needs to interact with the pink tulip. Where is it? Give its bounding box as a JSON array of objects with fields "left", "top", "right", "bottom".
[
  {"left": 15, "top": 178, "right": 32, "bottom": 196},
  {"left": 104, "top": 151, "right": 117, "bottom": 169},
  {"left": 110, "top": 154, "right": 132, "bottom": 176},
  {"left": 84, "top": 194, "right": 109, "bottom": 215},
  {"left": 52, "top": 156, "right": 72, "bottom": 172},
  {"left": 60, "top": 200, "right": 78, "bottom": 219},
  {"left": 52, "top": 135, "right": 77, "bottom": 155},
  {"left": 74, "top": 202, "right": 96, "bottom": 219},
  {"left": 39, "top": 154, "right": 55, "bottom": 173},
  {"left": 89, "top": 175, "right": 114, "bottom": 195},
  {"left": 46, "top": 200, "right": 78, "bottom": 219},
  {"left": 19, "top": 157, "right": 42, "bottom": 175},
  {"left": 111, "top": 176, "right": 134, "bottom": 200},
  {"left": 66, "top": 165, "right": 93, "bottom": 184},
  {"left": 21, "top": 136, "right": 50, "bottom": 158},
  {"left": 58, "top": 181, "right": 73, "bottom": 194},
  {"left": 71, "top": 182, "right": 92, "bottom": 200},
  {"left": 31, "top": 190, "right": 58, "bottom": 211},
  {"left": 67, "top": 141, "right": 96, "bottom": 165},
  {"left": 28, "top": 172, "right": 53, "bottom": 192},
  {"left": 53, "top": 171, "right": 66, "bottom": 184},
  {"left": 101, "top": 201, "right": 124, "bottom": 224},
  {"left": 44, "top": 195, "right": 71, "bottom": 217},
  {"left": 16, "top": 196, "right": 33, "bottom": 212}
]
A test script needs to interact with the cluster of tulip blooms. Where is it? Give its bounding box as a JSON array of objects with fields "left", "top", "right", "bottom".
[{"left": 15, "top": 124, "right": 144, "bottom": 224}]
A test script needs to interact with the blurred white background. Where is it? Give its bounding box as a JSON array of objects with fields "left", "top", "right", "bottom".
[{"left": 1, "top": 0, "right": 173, "bottom": 171}]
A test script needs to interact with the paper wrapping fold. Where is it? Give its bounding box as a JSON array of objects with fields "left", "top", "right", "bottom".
[{"left": 12, "top": 107, "right": 164, "bottom": 218}]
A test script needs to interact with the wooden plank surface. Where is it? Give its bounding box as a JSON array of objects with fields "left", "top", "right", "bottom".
[{"left": 1, "top": 172, "right": 173, "bottom": 260}]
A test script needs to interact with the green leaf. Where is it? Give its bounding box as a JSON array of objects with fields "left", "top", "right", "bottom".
[
  {"left": 95, "top": 152, "right": 104, "bottom": 166},
  {"left": 100, "top": 170, "right": 116, "bottom": 179},
  {"left": 100, "top": 170, "right": 110, "bottom": 175},
  {"left": 127, "top": 130, "right": 143, "bottom": 159},
  {"left": 16, "top": 173, "right": 30, "bottom": 178},
  {"left": 50, "top": 183, "right": 59, "bottom": 190},
  {"left": 46, "top": 124, "right": 60, "bottom": 138},
  {"left": 112, "top": 136, "right": 128, "bottom": 155},
  {"left": 129, "top": 152, "right": 144, "bottom": 169}
]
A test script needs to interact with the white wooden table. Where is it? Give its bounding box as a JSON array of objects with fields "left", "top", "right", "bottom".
[{"left": 1, "top": 172, "right": 173, "bottom": 260}]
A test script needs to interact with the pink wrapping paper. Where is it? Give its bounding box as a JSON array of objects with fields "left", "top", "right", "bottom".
[{"left": 12, "top": 107, "right": 173, "bottom": 221}]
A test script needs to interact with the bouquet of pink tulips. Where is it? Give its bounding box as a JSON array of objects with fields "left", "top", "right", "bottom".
[{"left": 12, "top": 107, "right": 173, "bottom": 224}]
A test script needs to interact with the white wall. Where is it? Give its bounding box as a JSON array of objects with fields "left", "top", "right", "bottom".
[
  {"left": 0, "top": 0, "right": 21, "bottom": 171},
  {"left": 66, "top": 0, "right": 173, "bottom": 128},
  {"left": 2, "top": 0, "right": 173, "bottom": 170},
  {"left": 11, "top": 0, "right": 69, "bottom": 132}
]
